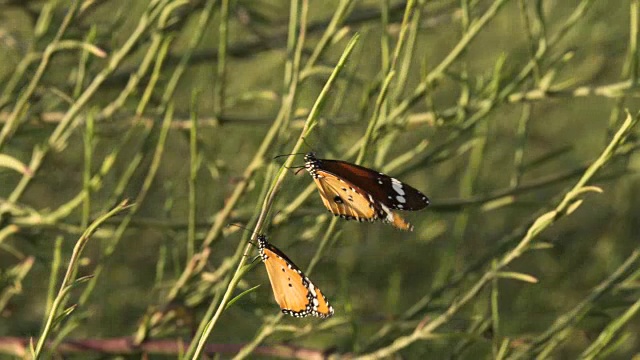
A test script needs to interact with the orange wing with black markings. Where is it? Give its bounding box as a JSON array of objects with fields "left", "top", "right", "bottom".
[
  {"left": 303, "top": 152, "right": 430, "bottom": 231},
  {"left": 257, "top": 235, "right": 334, "bottom": 318}
]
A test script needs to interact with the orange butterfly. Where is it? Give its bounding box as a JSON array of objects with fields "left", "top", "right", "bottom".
[
  {"left": 257, "top": 235, "right": 334, "bottom": 318},
  {"left": 304, "top": 152, "right": 430, "bottom": 231}
]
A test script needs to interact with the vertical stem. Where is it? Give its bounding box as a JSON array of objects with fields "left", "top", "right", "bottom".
[
  {"left": 34, "top": 202, "right": 130, "bottom": 359},
  {"left": 490, "top": 260, "right": 501, "bottom": 358},
  {"left": 511, "top": 104, "right": 531, "bottom": 188},
  {"left": 232, "top": 32, "right": 361, "bottom": 360},
  {"left": 627, "top": 0, "right": 639, "bottom": 85},
  {"left": 380, "top": 0, "right": 390, "bottom": 73},
  {"left": 82, "top": 112, "right": 94, "bottom": 229},
  {"left": 215, "top": 0, "right": 229, "bottom": 114},
  {"left": 188, "top": 93, "right": 199, "bottom": 260}
]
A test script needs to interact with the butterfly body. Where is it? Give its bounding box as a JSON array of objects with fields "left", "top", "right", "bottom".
[
  {"left": 304, "top": 153, "right": 430, "bottom": 231},
  {"left": 257, "top": 235, "right": 334, "bottom": 318}
]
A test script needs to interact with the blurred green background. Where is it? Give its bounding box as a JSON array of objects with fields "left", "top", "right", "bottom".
[{"left": 1, "top": 0, "right": 640, "bottom": 359}]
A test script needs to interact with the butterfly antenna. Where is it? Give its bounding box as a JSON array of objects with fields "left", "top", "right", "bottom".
[
  {"left": 227, "top": 223, "right": 262, "bottom": 240},
  {"left": 283, "top": 165, "right": 305, "bottom": 175},
  {"left": 242, "top": 253, "right": 261, "bottom": 265},
  {"left": 227, "top": 223, "right": 252, "bottom": 232},
  {"left": 273, "top": 153, "right": 306, "bottom": 161}
]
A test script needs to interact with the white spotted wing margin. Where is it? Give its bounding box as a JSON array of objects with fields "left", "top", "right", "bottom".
[
  {"left": 304, "top": 153, "right": 430, "bottom": 231},
  {"left": 257, "top": 235, "right": 334, "bottom": 318}
]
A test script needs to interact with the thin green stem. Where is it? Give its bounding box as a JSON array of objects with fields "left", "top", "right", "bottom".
[
  {"left": 302, "top": 0, "right": 353, "bottom": 73},
  {"left": 353, "top": 112, "right": 638, "bottom": 359},
  {"left": 188, "top": 92, "right": 199, "bottom": 260},
  {"left": 81, "top": 112, "right": 94, "bottom": 229},
  {"left": 388, "top": 0, "right": 512, "bottom": 122},
  {"left": 186, "top": 4, "right": 356, "bottom": 359},
  {"left": 34, "top": 201, "right": 130, "bottom": 359},
  {"left": 518, "top": 250, "right": 640, "bottom": 359},
  {"left": 227, "top": 33, "right": 362, "bottom": 360},
  {"left": 75, "top": 104, "right": 174, "bottom": 310},
  {"left": 0, "top": 0, "right": 80, "bottom": 150},
  {"left": 48, "top": 0, "right": 170, "bottom": 148},
  {"left": 215, "top": 0, "right": 229, "bottom": 114},
  {"left": 579, "top": 286, "right": 640, "bottom": 359}
]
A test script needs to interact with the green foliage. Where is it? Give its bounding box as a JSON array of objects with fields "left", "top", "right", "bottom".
[{"left": 1, "top": 0, "right": 640, "bottom": 359}]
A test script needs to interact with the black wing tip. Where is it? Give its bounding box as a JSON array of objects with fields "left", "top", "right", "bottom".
[
  {"left": 408, "top": 194, "right": 430, "bottom": 211},
  {"left": 417, "top": 193, "right": 431, "bottom": 208}
]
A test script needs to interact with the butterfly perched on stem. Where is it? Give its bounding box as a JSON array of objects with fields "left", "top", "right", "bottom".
[
  {"left": 257, "top": 234, "right": 334, "bottom": 318},
  {"left": 303, "top": 152, "right": 430, "bottom": 231}
]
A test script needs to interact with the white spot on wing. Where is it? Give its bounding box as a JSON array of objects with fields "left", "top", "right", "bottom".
[
  {"left": 380, "top": 203, "right": 394, "bottom": 222},
  {"left": 392, "top": 182, "right": 405, "bottom": 196},
  {"left": 396, "top": 195, "right": 406, "bottom": 203}
]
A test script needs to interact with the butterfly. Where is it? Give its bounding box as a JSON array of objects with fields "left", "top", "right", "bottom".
[
  {"left": 257, "top": 234, "right": 334, "bottom": 318},
  {"left": 303, "top": 152, "right": 430, "bottom": 231}
]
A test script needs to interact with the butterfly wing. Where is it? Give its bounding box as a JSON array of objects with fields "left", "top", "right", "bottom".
[
  {"left": 258, "top": 236, "right": 334, "bottom": 318},
  {"left": 311, "top": 173, "right": 414, "bottom": 231},
  {"left": 261, "top": 247, "right": 310, "bottom": 314},
  {"left": 306, "top": 284, "right": 333, "bottom": 318},
  {"left": 319, "top": 159, "right": 430, "bottom": 211},
  {"left": 311, "top": 174, "right": 377, "bottom": 221}
]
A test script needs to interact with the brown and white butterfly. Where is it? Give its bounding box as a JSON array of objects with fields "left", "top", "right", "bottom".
[
  {"left": 257, "top": 234, "right": 334, "bottom": 318},
  {"left": 304, "top": 152, "right": 430, "bottom": 231}
]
